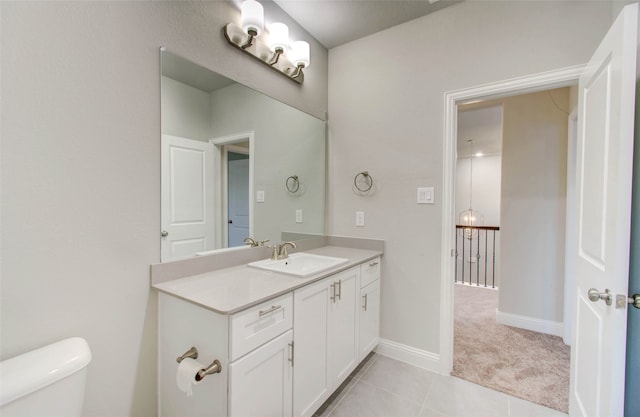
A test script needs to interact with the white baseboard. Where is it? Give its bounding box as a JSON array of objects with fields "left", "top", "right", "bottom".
[
  {"left": 374, "top": 338, "right": 440, "bottom": 373},
  {"left": 495, "top": 309, "right": 563, "bottom": 337}
]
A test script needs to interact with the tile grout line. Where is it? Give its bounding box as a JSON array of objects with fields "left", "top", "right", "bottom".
[
  {"left": 417, "top": 376, "right": 439, "bottom": 417},
  {"left": 356, "top": 378, "right": 425, "bottom": 414}
]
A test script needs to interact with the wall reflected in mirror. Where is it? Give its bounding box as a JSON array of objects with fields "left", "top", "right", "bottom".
[{"left": 160, "top": 50, "right": 326, "bottom": 262}]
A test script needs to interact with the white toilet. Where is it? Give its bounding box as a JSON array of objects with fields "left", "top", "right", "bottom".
[{"left": 0, "top": 337, "right": 92, "bottom": 417}]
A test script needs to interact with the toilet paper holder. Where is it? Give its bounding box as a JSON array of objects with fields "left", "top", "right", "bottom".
[{"left": 177, "top": 347, "right": 222, "bottom": 381}]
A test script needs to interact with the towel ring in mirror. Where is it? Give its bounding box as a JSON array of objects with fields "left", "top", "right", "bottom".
[
  {"left": 354, "top": 171, "right": 373, "bottom": 193},
  {"left": 286, "top": 175, "right": 300, "bottom": 193}
]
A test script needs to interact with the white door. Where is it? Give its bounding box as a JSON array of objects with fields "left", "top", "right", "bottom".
[
  {"left": 161, "top": 135, "right": 215, "bottom": 261},
  {"left": 228, "top": 156, "right": 250, "bottom": 247},
  {"left": 569, "top": 4, "right": 637, "bottom": 417},
  {"left": 229, "top": 330, "right": 293, "bottom": 417}
]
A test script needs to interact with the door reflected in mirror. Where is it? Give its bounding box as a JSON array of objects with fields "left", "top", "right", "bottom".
[{"left": 160, "top": 50, "right": 326, "bottom": 261}]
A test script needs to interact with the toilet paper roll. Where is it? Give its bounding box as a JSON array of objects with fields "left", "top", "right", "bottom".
[{"left": 176, "top": 358, "right": 203, "bottom": 397}]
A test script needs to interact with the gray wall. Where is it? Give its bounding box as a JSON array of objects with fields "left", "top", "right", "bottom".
[
  {"left": 625, "top": 80, "right": 640, "bottom": 417},
  {"left": 0, "top": 2, "right": 328, "bottom": 416},
  {"left": 161, "top": 76, "right": 212, "bottom": 141},
  {"left": 327, "top": 1, "right": 612, "bottom": 353},
  {"left": 499, "top": 89, "right": 569, "bottom": 324}
]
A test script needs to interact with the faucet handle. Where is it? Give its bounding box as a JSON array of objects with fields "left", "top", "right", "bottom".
[
  {"left": 259, "top": 240, "right": 270, "bottom": 246},
  {"left": 270, "top": 244, "right": 280, "bottom": 260}
]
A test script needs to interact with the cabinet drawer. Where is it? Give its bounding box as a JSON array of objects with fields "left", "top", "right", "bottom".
[
  {"left": 360, "top": 257, "right": 381, "bottom": 288},
  {"left": 230, "top": 293, "right": 293, "bottom": 360}
]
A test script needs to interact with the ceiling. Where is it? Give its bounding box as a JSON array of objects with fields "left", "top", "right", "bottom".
[
  {"left": 161, "top": 50, "right": 237, "bottom": 92},
  {"left": 273, "top": 0, "right": 460, "bottom": 49},
  {"left": 457, "top": 104, "right": 503, "bottom": 158}
]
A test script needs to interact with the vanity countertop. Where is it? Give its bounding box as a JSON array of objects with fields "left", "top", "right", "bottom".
[{"left": 152, "top": 246, "right": 382, "bottom": 315}]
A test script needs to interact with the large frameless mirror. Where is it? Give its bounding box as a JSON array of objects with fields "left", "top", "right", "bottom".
[{"left": 160, "top": 49, "right": 326, "bottom": 261}]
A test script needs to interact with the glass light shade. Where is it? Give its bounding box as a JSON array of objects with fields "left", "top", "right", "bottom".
[
  {"left": 269, "top": 23, "right": 289, "bottom": 52},
  {"left": 289, "top": 41, "right": 310, "bottom": 68},
  {"left": 241, "top": 0, "right": 264, "bottom": 36}
]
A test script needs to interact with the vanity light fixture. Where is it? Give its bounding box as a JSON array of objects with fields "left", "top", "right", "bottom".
[
  {"left": 223, "top": 0, "right": 310, "bottom": 84},
  {"left": 240, "top": 0, "right": 263, "bottom": 48}
]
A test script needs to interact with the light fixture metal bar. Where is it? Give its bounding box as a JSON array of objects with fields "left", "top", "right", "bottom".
[{"left": 223, "top": 23, "right": 304, "bottom": 84}]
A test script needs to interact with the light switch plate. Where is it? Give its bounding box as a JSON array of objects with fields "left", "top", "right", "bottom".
[
  {"left": 355, "top": 211, "right": 365, "bottom": 227},
  {"left": 256, "top": 190, "right": 265, "bottom": 203},
  {"left": 417, "top": 187, "right": 435, "bottom": 204},
  {"left": 296, "top": 210, "right": 303, "bottom": 223}
]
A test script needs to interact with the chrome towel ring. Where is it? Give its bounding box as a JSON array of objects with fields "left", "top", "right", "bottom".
[
  {"left": 354, "top": 171, "right": 373, "bottom": 193},
  {"left": 286, "top": 175, "right": 300, "bottom": 193}
]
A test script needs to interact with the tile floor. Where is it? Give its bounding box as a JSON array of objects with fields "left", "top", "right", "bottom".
[{"left": 314, "top": 353, "right": 568, "bottom": 417}]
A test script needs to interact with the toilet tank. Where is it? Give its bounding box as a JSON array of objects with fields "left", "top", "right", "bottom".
[{"left": 0, "top": 337, "right": 92, "bottom": 417}]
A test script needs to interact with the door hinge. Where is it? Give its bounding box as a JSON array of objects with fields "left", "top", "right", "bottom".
[{"left": 617, "top": 293, "right": 640, "bottom": 309}]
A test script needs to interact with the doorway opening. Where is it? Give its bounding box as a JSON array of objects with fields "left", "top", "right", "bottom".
[
  {"left": 452, "top": 87, "right": 574, "bottom": 412},
  {"left": 211, "top": 132, "right": 254, "bottom": 249},
  {"left": 227, "top": 149, "right": 250, "bottom": 247}
]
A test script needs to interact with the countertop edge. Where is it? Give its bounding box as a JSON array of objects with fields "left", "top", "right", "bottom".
[{"left": 152, "top": 247, "right": 382, "bottom": 315}]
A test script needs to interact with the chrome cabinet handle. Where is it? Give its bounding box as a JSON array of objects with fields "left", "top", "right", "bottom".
[
  {"left": 288, "top": 341, "right": 294, "bottom": 366},
  {"left": 336, "top": 280, "right": 342, "bottom": 301},
  {"left": 330, "top": 282, "right": 336, "bottom": 303},
  {"left": 161, "top": 230, "right": 169, "bottom": 237},
  {"left": 588, "top": 288, "right": 612, "bottom": 306},
  {"left": 362, "top": 294, "right": 368, "bottom": 311},
  {"left": 369, "top": 261, "right": 379, "bottom": 267},
  {"left": 259, "top": 305, "right": 282, "bottom": 317}
]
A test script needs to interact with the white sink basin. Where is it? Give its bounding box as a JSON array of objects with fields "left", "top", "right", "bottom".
[{"left": 248, "top": 253, "right": 349, "bottom": 277}]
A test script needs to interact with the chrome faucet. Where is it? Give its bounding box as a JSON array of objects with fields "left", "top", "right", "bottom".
[
  {"left": 244, "top": 237, "right": 269, "bottom": 247},
  {"left": 244, "top": 237, "right": 258, "bottom": 247},
  {"left": 271, "top": 241, "right": 297, "bottom": 260}
]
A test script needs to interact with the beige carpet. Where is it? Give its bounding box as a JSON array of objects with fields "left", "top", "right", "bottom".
[{"left": 452, "top": 284, "right": 570, "bottom": 413}]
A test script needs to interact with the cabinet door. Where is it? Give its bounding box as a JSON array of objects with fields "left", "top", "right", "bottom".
[
  {"left": 359, "top": 279, "right": 380, "bottom": 360},
  {"left": 229, "top": 330, "right": 293, "bottom": 417},
  {"left": 293, "top": 279, "right": 331, "bottom": 417},
  {"left": 327, "top": 267, "right": 360, "bottom": 388}
]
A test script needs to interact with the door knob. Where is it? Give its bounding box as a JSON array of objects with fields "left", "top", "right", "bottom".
[
  {"left": 588, "top": 288, "right": 612, "bottom": 306},
  {"left": 161, "top": 230, "right": 168, "bottom": 237}
]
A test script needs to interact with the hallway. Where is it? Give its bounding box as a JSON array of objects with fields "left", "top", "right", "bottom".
[{"left": 452, "top": 284, "right": 570, "bottom": 412}]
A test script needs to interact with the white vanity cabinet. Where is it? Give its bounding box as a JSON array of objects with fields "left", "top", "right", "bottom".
[
  {"left": 358, "top": 257, "right": 381, "bottom": 360},
  {"left": 229, "top": 330, "right": 293, "bottom": 417},
  {"left": 228, "top": 295, "right": 294, "bottom": 417},
  {"left": 158, "top": 292, "right": 293, "bottom": 417},
  {"left": 292, "top": 266, "right": 360, "bottom": 417},
  {"left": 157, "top": 254, "right": 381, "bottom": 417}
]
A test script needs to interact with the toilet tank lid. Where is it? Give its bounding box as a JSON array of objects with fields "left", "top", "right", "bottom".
[{"left": 0, "top": 337, "right": 92, "bottom": 406}]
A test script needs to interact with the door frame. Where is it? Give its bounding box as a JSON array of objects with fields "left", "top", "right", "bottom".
[
  {"left": 210, "top": 131, "right": 254, "bottom": 248},
  {"left": 439, "top": 65, "right": 585, "bottom": 374}
]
